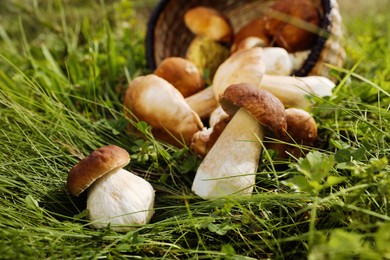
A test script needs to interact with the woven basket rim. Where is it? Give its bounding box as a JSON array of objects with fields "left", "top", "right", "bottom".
[{"left": 145, "top": 0, "right": 333, "bottom": 76}]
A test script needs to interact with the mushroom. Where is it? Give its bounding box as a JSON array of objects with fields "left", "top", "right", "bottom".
[
  {"left": 231, "top": 17, "right": 270, "bottom": 53},
  {"left": 184, "top": 86, "right": 219, "bottom": 120},
  {"left": 265, "top": 0, "right": 321, "bottom": 52},
  {"left": 192, "top": 47, "right": 335, "bottom": 112},
  {"left": 67, "top": 145, "right": 155, "bottom": 232},
  {"left": 190, "top": 114, "right": 231, "bottom": 157},
  {"left": 184, "top": 6, "right": 233, "bottom": 43},
  {"left": 191, "top": 83, "right": 287, "bottom": 199},
  {"left": 266, "top": 108, "right": 318, "bottom": 158},
  {"left": 123, "top": 74, "right": 203, "bottom": 147},
  {"left": 184, "top": 6, "right": 233, "bottom": 83},
  {"left": 153, "top": 57, "right": 204, "bottom": 98}
]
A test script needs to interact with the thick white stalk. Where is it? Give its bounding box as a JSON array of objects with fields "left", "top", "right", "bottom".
[
  {"left": 192, "top": 108, "right": 264, "bottom": 200},
  {"left": 259, "top": 75, "right": 335, "bottom": 109},
  {"left": 185, "top": 87, "right": 218, "bottom": 119}
]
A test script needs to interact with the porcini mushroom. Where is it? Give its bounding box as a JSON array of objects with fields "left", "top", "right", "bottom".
[
  {"left": 265, "top": 0, "right": 321, "bottom": 52},
  {"left": 194, "top": 48, "right": 335, "bottom": 111},
  {"left": 231, "top": 17, "right": 270, "bottom": 53},
  {"left": 123, "top": 74, "right": 203, "bottom": 147},
  {"left": 67, "top": 145, "right": 155, "bottom": 232},
  {"left": 154, "top": 57, "right": 204, "bottom": 98},
  {"left": 192, "top": 83, "right": 287, "bottom": 199},
  {"left": 184, "top": 6, "right": 233, "bottom": 43},
  {"left": 184, "top": 86, "right": 219, "bottom": 120},
  {"left": 267, "top": 108, "right": 317, "bottom": 158},
  {"left": 184, "top": 6, "right": 233, "bottom": 83}
]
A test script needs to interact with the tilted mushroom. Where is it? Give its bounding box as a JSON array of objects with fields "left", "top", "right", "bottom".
[
  {"left": 192, "top": 83, "right": 287, "bottom": 199},
  {"left": 154, "top": 57, "right": 205, "bottom": 98},
  {"left": 124, "top": 74, "right": 203, "bottom": 147},
  {"left": 190, "top": 47, "right": 335, "bottom": 113},
  {"left": 266, "top": 108, "right": 318, "bottom": 158},
  {"left": 184, "top": 86, "right": 219, "bottom": 120},
  {"left": 67, "top": 145, "right": 155, "bottom": 232}
]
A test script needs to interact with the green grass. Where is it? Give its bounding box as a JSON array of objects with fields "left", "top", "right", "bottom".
[{"left": 0, "top": 0, "right": 389, "bottom": 259}]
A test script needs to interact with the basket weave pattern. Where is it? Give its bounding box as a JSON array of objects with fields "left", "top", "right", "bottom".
[{"left": 146, "top": 0, "right": 345, "bottom": 77}]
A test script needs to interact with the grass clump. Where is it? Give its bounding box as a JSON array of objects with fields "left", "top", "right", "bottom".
[{"left": 0, "top": 0, "right": 389, "bottom": 259}]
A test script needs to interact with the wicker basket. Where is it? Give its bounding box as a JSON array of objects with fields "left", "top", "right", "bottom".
[{"left": 145, "top": 0, "right": 345, "bottom": 78}]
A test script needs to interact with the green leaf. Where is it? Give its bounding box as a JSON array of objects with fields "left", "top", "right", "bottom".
[
  {"left": 25, "top": 195, "right": 40, "bottom": 212},
  {"left": 296, "top": 151, "right": 335, "bottom": 182},
  {"left": 325, "top": 176, "right": 346, "bottom": 188},
  {"left": 285, "top": 175, "right": 313, "bottom": 193},
  {"left": 335, "top": 149, "right": 352, "bottom": 163},
  {"left": 352, "top": 146, "right": 366, "bottom": 161},
  {"left": 221, "top": 244, "right": 236, "bottom": 256},
  {"left": 375, "top": 223, "right": 390, "bottom": 255}
]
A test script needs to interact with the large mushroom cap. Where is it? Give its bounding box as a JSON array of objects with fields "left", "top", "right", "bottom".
[
  {"left": 67, "top": 145, "right": 130, "bottom": 196},
  {"left": 265, "top": 0, "right": 321, "bottom": 52},
  {"left": 153, "top": 57, "right": 204, "bottom": 98},
  {"left": 220, "top": 83, "right": 287, "bottom": 138},
  {"left": 212, "top": 47, "right": 266, "bottom": 100},
  {"left": 184, "top": 6, "right": 233, "bottom": 43},
  {"left": 124, "top": 74, "right": 203, "bottom": 146}
]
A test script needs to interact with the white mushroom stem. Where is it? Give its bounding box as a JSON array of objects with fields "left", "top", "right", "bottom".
[
  {"left": 185, "top": 87, "right": 219, "bottom": 119},
  {"left": 192, "top": 108, "right": 263, "bottom": 199},
  {"left": 87, "top": 168, "right": 155, "bottom": 232},
  {"left": 260, "top": 75, "right": 335, "bottom": 109},
  {"left": 186, "top": 74, "right": 335, "bottom": 119}
]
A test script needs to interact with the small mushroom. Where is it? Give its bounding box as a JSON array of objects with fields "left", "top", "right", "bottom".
[
  {"left": 154, "top": 57, "right": 204, "bottom": 98},
  {"left": 67, "top": 145, "right": 155, "bottom": 232},
  {"left": 267, "top": 108, "right": 317, "bottom": 158},
  {"left": 184, "top": 6, "right": 233, "bottom": 43},
  {"left": 192, "top": 83, "right": 287, "bottom": 200},
  {"left": 124, "top": 74, "right": 203, "bottom": 147}
]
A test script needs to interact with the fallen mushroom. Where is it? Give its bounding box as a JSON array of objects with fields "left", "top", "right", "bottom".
[
  {"left": 123, "top": 74, "right": 203, "bottom": 147},
  {"left": 192, "top": 83, "right": 287, "bottom": 199},
  {"left": 266, "top": 108, "right": 317, "bottom": 158},
  {"left": 67, "top": 145, "right": 155, "bottom": 232},
  {"left": 184, "top": 86, "right": 219, "bottom": 120},
  {"left": 212, "top": 48, "right": 335, "bottom": 109},
  {"left": 154, "top": 57, "right": 205, "bottom": 98}
]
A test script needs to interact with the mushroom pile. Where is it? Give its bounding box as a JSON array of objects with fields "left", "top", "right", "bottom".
[
  {"left": 121, "top": 1, "right": 337, "bottom": 200},
  {"left": 65, "top": 0, "right": 340, "bottom": 232}
]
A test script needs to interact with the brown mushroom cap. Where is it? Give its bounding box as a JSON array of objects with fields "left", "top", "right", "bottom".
[
  {"left": 67, "top": 145, "right": 130, "bottom": 196},
  {"left": 184, "top": 6, "right": 233, "bottom": 43},
  {"left": 285, "top": 108, "right": 317, "bottom": 145},
  {"left": 267, "top": 108, "right": 317, "bottom": 158},
  {"left": 154, "top": 57, "right": 204, "bottom": 98},
  {"left": 265, "top": 0, "right": 321, "bottom": 52},
  {"left": 231, "top": 17, "right": 270, "bottom": 53},
  {"left": 220, "top": 83, "right": 287, "bottom": 138}
]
